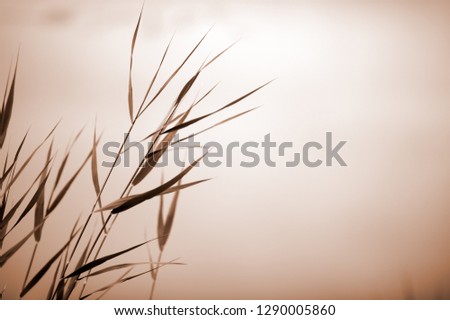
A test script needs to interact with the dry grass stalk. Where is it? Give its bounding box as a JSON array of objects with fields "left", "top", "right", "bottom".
[{"left": 0, "top": 7, "right": 268, "bottom": 299}]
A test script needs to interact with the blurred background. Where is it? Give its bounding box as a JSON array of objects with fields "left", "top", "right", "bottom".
[{"left": 1, "top": 0, "right": 450, "bottom": 299}]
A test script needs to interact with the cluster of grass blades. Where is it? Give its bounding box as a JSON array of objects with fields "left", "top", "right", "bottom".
[{"left": 0, "top": 7, "right": 269, "bottom": 300}]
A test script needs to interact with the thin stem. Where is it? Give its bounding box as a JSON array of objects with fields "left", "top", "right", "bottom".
[
  {"left": 82, "top": 97, "right": 180, "bottom": 263},
  {"left": 67, "top": 81, "right": 154, "bottom": 268},
  {"left": 67, "top": 126, "right": 133, "bottom": 262},
  {"left": 150, "top": 251, "right": 163, "bottom": 300},
  {"left": 67, "top": 31, "right": 208, "bottom": 299},
  {"left": 22, "top": 242, "right": 38, "bottom": 290},
  {"left": 77, "top": 98, "right": 183, "bottom": 297}
]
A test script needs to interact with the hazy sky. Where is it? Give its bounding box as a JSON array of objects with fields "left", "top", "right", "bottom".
[{"left": 1, "top": 0, "right": 450, "bottom": 299}]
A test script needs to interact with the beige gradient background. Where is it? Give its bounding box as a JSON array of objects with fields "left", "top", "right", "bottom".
[{"left": 1, "top": 0, "right": 450, "bottom": 299}]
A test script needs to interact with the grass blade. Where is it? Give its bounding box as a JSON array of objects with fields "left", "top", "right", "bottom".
[
  {"left": 6, "top": 166, "right": 51, "bottom": 236},
  {"left": 127, "top": 5, "right": 143, "bottom": 122},
  {"left": 161, "top": 178, "right": 210, "bottom": 195},
  {"left": 0, "top": 284, "right": 6, "bottom": 299},
  {"left": 0, "top": 130, "right": 28, "bottom": 187},
  {"left": 163, "top": 81, "right": 272, "bottom": 134},
  {"left": 174, "top": 107, "right": 259, "bottom": 144},
  {"left": 1, "top": 153, "right": 9, "bottom": 189},
  {"left": 0, "top": 161, "right": 50, "bottom": 231},
  {"left": 139, "top": 27, "right": 212, "bottom": 116},
  {"left": 100, "top": 153, "right": 206, "bottom": 214},
  {"left": 136, "top": 82, "right": 219, "bottom": 143},
  {"left": 78, "top": 261, "right": 183, "bottom": 279},
  {"left": 0, "top": 168, "right": 41, "bottom": 232},
  {"left": 175, "top": 71, "right": 199, "bottom": 106},
  {"left": 132, "top": 102, "right": 194, "bottom": 186},
  {"left": 200, "top": 41, "right": 237, "bottom": 72},
  {"left": 1, "top": 61, "right": 11, "bottom": 112},
  {"left": 6, "top": 120, "right": 59, "bottom": 190},
  {"left": 81, "top": 258, "right": 180, "bottom": 300},
  {"left": 91, "top": 126, "right": 106, "bottom": 232},
  {"left": 34, "top": 140, "right": 53, "bottom": 241},
  {"left": 20, "top": 227, "right": 80, "bottom": 297},
  {"left": 52, "top": 215, "right": 82, "bottom": 299},
  {"left": 157, "top": 175, "right": 165, "bottom": 250},
  {"left": 137, "top": 34, "right": 173, "bottom": 116},
  {"left": 64, "top": 237, "right": 157, "bottom": 279},
  {"left": 63, "top": 234, "right": 93, "bottom": 299},
  {"left": 159, "top": 180, "right": 181, "bottom": 249},
  {"left": 0, "top": 56, "right": 18, "bottom": 148},
  {"left": 0, "top": 216, "right": 49, "bottom": 267},
  {"left": 46, "top": 257, "right": 62, "bottom": 300},
  {"left": 80, "top": 268, "right": 133, "bottom": 300},
  {"left": 0, "top": 195, "right": 6, "bottom": 249},
  {"left": 21, "top": 242, "right": 38, "bottom": 291},
  {"left": 52, "top": 125, "right": 85, "bottom": 192}
]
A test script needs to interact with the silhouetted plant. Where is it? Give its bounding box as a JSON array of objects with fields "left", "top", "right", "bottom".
[{"left": 0, "top": 7, "right": 268, "bottom": 299}]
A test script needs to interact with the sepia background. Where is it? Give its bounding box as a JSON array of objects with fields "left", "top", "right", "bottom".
[{"left": 1, "top": 0, "right": 450, "bottom": 299}]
